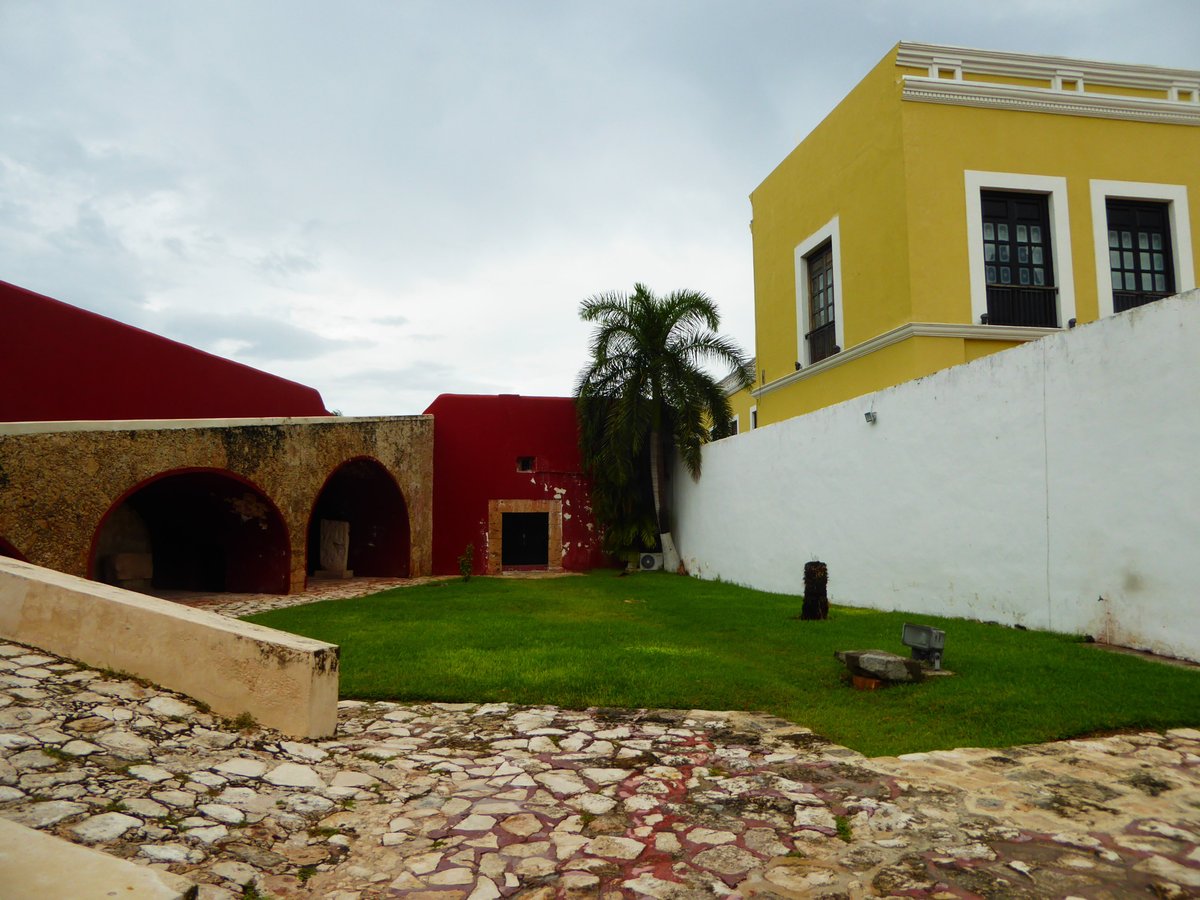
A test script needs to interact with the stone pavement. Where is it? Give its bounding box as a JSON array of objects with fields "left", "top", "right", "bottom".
[
  {"left": 151, "top": 575, "right": 449, "bottom": 618},
  {"left": 2, "top": 637, "right": 1199, "bottom": 899}
]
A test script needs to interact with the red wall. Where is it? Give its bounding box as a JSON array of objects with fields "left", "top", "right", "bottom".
[
  {"left": 1, "top": 280, "right": 329, "bottom": 422},
  {"left": 424, "top": 394, "right": 609, "bottom": 575}
]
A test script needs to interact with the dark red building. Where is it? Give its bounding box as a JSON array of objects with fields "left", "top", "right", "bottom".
[
  {"left": 424, "top": 394, "right": 608, "bottom": 576},
  {"left": 0, "top": 279, "right": 329, "bottom": 422}
]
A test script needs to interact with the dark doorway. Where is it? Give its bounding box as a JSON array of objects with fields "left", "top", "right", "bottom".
[
  {"left": 501, "top": 512, "right": 549, "bottom": 567},
  {"left": 92, "top": 470, "right": 290, "bottom": 594},
  {"left": 307, "top": 458, "right": 410, "bottom": 578}
]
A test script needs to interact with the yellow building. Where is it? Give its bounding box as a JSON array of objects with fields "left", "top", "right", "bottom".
[
  {"left": 750, "top": 42, "right": 1200, "bottom": 425},
  {"left": 719, "top": 358, "right": 758, "bottom": 436}
]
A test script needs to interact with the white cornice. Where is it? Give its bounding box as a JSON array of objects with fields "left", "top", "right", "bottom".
[
  {"left": 902, "top": 76, "right": 1200, "bottom": 126},
  {"left": 751, "top": 321, "right": 1057, "bottom": 399},
  {"left": 896, "top": 42, "right": 1200, "bottom": 92}
]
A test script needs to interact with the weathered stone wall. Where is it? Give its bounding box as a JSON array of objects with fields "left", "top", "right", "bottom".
[{"left": 0, "top": 416, "right": 433, "bottom": 592}]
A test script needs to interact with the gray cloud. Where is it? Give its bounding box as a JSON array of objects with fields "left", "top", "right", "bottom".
[{"left": 147, "top": 311, "right": 360, "bottom": 362}]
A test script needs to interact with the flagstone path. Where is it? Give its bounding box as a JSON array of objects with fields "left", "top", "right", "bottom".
[{"left": 1, "top": 578, "right": 1198, "bottom": 897}]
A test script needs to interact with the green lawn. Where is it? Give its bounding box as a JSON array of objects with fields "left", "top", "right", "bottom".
[{"left": 244, "top": 571, "right": 1200, "bottom": 757}]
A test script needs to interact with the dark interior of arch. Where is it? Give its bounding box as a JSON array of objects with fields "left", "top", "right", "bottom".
[
  {"left": 93, "top": 471, "right": 290, "bottom": 594},
  {"left": 307, "top": 458, "right": 410, "bottom": 578},
  {"left": 0, "top": 537, "right": 25, "bottom": 561}
]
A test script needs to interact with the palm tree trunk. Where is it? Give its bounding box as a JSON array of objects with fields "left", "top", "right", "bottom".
[{"left": 648, "top": 428, "right": 667, "bottom": 537}]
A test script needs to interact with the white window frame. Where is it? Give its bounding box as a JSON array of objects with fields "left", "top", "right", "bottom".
[
  {"left": 965, "top": 171, "right": 1076, "bottom": 328},
  {"left": 794, "top": 216, "right": 844, "bottom": 367},
  {"left": 749, "top": 405, "right": 758, "bottom": 430},
  {"left": 1089, "top": 180, "right": 1195, "bottom": 319},
  {"left": 730, "top": 414, "right": 739, "bottom": 436}
]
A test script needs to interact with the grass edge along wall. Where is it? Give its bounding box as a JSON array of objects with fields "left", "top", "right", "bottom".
[{"left": 748, "top": 41, "right": 1200, "bottom": 426}]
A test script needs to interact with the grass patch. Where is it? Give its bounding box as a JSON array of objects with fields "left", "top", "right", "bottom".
[{"left": 244, "top": 571, "right": 1200, "bottom": 757}]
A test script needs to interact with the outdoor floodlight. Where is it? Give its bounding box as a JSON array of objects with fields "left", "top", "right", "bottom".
[
  {"left": 902, "top": 622, "right": 945, "bottom": 670},
  {"left": 864, "top": 411, "right": 877, "bottom": 425}
]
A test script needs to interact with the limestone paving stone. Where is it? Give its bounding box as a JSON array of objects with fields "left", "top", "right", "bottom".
[
  {"left": 263, "top": 762, "right": 324, "bottom": 788},
  {"left": 70, "top": 811, "right": 143, "bottom": 843},
  {"left": 214, "top": 756, "right": 269, "bottom": 778}
]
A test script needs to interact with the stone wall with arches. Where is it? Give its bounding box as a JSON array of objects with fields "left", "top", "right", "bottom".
[{"left": 0, "top": 415, "right": 432, "bottom": 594}]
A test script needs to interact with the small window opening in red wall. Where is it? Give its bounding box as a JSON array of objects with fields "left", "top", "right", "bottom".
[{"left": 516, "top": 456, "right": 535, "bottom": 473}]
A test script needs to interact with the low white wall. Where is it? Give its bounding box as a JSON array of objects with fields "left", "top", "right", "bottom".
[
  {"left": 0, "top": 557, "right": 339, "bottom": 737},
  {"left": 675, "top": 293, "right": 1200, "bottom": 661}
]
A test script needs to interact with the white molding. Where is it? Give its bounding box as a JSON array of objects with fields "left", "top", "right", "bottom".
[
  {"left": 794, "top": 216, "right": 843, "bottom": 367},
  {"left": 749, "top": 405, "right": 758, "bottom": 430},
  {"left": 730, "top": 414, "right": 740, "bottom": 435},
  {"left": 1089, "top": 180, "right": 1195, "bottom": 319},
  {"left": 964, "top": 171, "right": 1076, "bottom": 328},
  {"left": 902, "top": 77, "right": 1200, "bottom": 126},
  {"left": 896, "top": 42, "right": 1200, "bottom": 92},
  {"left": 751, "top": 321, "right": 1057, "bottom": 399}
]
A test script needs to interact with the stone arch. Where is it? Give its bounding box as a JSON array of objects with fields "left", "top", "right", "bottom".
[
  {"left": 0, "top": 536, "right": 26, "bottom": 561},
  {"left": 306, "top": 457, "right": 410, "bottom": 578},
  {"left": 90, "top": 468, "right": 291, "bottom": 594}
]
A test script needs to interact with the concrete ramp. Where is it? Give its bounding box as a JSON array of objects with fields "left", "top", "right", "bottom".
[
  {"left": 0, "top": 818, "right": 195, "bottom": 899},
  {"left": 0, "top": 557, "right": 339, "bottom": 738}
]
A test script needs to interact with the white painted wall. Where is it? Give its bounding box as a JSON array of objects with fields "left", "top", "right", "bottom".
[{"left": 674, "top": 293, "right": 1200, "bottom": 661}]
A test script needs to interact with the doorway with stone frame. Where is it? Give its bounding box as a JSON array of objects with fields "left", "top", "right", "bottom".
[{"left": 486, "top": 498, "right": 562, "bottom": 574}]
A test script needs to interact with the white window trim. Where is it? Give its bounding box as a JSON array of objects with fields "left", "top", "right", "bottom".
[
  {"left": 1089, "top": 180, "right": 1195, "bottom": 319},
  {"left": 794, "top": 216, "right": 844, "bottom": 367},
  {"left": 730, "top": 414, "right": 739, "bottom": 436},
  {"left": 965, "top": 171, "right": 1075, "bottom": 328},
  {"left": 749, "top": 405, "right": 758, "bottom": 430}
]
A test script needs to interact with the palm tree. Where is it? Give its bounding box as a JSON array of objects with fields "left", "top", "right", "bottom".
[{"left": 575, "top": 283, "right": 753, "bottom": 555}]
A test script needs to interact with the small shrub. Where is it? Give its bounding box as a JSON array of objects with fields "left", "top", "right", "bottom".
[
  {"left": 230, "top": 711, "right": 257, "bottom": 731},
  {"left": 458, "top": 543, "right": 475, "bottom": 581},
  {"left": 834, "top": 814, "right": 853, "bottom": 843}
]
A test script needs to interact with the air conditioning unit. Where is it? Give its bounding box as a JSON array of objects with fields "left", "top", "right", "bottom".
[{"left": 639, "top": 553, "right": 664, "bottom": 571}]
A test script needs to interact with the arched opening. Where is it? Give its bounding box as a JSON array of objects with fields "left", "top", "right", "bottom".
[
  {"left": 307, "top": 457, "right": 410, "bottom": 578},
  {"left": 91, "top": 469, "right": 290, "bottom": 594},
  {"left": 0, "top": 537, "right": 26, "bottom": 562}
]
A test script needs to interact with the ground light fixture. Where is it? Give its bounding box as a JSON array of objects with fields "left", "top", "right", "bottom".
[{"left": 902, "top": 622, "right": 945, "bottom": 670}]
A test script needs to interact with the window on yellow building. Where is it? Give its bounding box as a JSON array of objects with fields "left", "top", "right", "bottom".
[
  {"left": 794, "top": 216, "right": 844, "bottom": 370},
  {"left": 1088, "top": 180, "right": 1194, "bottom": 319},
  {"left": 965, "top": 171, "right": 1075, "bottom": 329},
  {"left": 1106, "top": 200, "right": 1175, "bottom": 312},
  {"left": 980, "top": 191, "right": 1058, "bottom": 327},
  {"left": 805, "top": 241, "right": 838, "bottom": 363}
]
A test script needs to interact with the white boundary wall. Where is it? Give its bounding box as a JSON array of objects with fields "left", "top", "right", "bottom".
[{"left": 675, "top": 293, "right": 1200, "bottom": 661}]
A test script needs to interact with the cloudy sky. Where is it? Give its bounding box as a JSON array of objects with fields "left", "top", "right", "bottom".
[{"left": 3, "top": 2, "right": 1197, "bottom": 415}]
